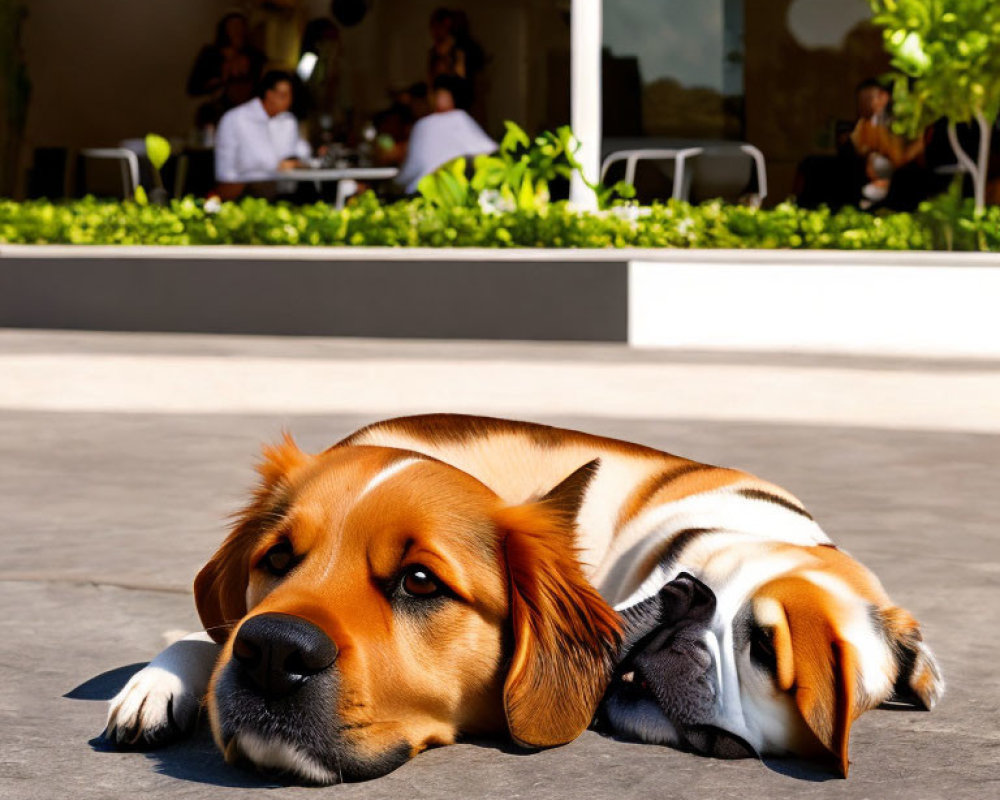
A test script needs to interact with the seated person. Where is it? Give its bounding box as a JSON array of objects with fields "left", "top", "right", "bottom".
[
  {"left": 394, "top": 75, "right": 496, "bottom": 195},
  {"left": 794, "top": 78, "right": 923, "bottom": 210},
  {"left": 848, "top": 80, "right": 924, "bottom": 207},
  {"left": 213, "top": 70, "right": 311, "bottom": 200},
  {"left": 371, "top": 101, "right": 415, "bottom": 167}
]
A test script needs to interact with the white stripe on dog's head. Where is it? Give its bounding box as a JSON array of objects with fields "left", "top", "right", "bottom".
[{"left": 357, "top": 456, "right": 422, "bottom": 502}]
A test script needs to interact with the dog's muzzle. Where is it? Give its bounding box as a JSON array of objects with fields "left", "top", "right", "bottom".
[
  {"left": 231, "top": 613, "right": 338, "bottom": 698},
  {"left": 212, "top": 612, "right": 409, "bottom": 784},
  {"left": 601, "top": 573, "right": 756, "bottom": 760}
]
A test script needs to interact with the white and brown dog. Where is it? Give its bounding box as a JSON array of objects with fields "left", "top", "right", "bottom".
[{"left": 105, "top": 414, "right": 941, "bottom": 782}]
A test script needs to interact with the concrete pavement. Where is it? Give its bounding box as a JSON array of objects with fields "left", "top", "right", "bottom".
[{"left": 1, "top": 330, "right": 998, "bottom": 799}]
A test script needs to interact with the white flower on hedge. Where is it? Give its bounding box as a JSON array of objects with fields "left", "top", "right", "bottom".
[
  {"left": 204, "top": 196, "right": 222, "bottom": 214},
  {"left": 478, "top": 189, "right": 515, "bottom": 215},
  {"left": 676, "top": 217, "right": 694, "bottom": 235},
  {"left": 608, "top": 204, "right": 648, "bottom": 224}
]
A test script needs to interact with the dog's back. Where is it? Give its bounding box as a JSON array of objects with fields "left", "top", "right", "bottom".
[{"left": 337, "top": 413, "right": 821, "bottom": 603}]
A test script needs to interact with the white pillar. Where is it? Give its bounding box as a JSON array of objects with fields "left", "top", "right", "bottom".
[{"left": 570, "top": 0, "right": 602, "bottom": 211}]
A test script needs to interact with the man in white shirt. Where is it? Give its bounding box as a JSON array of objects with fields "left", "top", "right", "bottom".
[
  {"left": 213, "top": 70, "right": 312, "bottom": 199},
  {"left": 395, "top": 75, "right": 497, "bottom": 195}
]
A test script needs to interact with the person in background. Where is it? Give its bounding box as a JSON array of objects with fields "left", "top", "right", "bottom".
[
  {"left": 394, "top": 74, "right": 496, "bottom": 195},
  {"left": 848, "top": 79, "right": 924, "bottom": 207},
  {"left": 187, "top": 12, "right": 266, "bottom": 129},
  {"left": 794, "top": 78, "right": 923, "bottom": 210},
  {"left": 400, "top": 81, "right": 432, "bottom": 121},
  {"left": 427, "top": 8, "right": 484, "bottom": 86},
  {"left": 371, "top": 101, "right": 415, "bottom": 167},
  {"left": 213, "top": 71, "right": 312, "bottom": 200}
]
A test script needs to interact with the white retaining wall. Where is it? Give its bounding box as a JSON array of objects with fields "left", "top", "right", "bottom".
[{"left": 629, "top": 251, "right": 1000, "bottom": 359}]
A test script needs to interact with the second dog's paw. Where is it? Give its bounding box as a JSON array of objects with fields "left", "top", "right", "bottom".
[{"left": 104, "top": 665, "right": 200, "bottom": 748}]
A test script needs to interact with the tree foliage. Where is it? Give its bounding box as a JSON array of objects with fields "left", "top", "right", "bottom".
[{"left": 869, "top": 0, "right": 1000, "bottom": 209}]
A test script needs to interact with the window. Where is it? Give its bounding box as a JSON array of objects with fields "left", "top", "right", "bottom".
[{"left": 602, "top": 0, "right": 744, "bottom": 140}]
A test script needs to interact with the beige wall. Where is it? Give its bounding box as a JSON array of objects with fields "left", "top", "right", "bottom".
[{"left": 24, "top": 1, "right": 235, "bottom": 151}]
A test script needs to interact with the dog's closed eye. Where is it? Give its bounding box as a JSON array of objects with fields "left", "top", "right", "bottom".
[{"left": 749, "top": 625, "right": 777, "bottom": 676}]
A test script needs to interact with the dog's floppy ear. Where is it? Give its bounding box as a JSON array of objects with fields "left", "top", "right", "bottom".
[
  {"left": 495, "top": 460, "right": 622, "bottom": 748},
  {"left": 194, "top": 434, "right": 311, "bottom": 643},
  {"left": 758, "top": 577, "right": 874, "bottom": 778},
  {"left": 880, "top": 605, "right": 944, "bottom": 711}
]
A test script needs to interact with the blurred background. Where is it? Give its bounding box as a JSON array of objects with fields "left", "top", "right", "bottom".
[{"left": 3, "top": 0, "right": 894, "bottom": 202}]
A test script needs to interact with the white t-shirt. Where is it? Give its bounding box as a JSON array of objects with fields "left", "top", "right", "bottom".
[
  {"left": 214, "top": 98, "right": 311, "bottom": 183},
  {"left": 396, "top": 110, "right": 498, "bottom": 194}
]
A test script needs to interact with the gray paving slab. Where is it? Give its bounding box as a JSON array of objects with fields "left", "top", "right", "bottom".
[
  {"left": 3, "top": 328, "right": 1000, "bottom": 372},
  {"left": 2, "top": 408, "right": 998, "bottom": 799}
]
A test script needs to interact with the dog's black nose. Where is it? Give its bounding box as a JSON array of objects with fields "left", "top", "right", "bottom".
[{"left": 232, "top": 613, "right": 338, "bottom": 698}]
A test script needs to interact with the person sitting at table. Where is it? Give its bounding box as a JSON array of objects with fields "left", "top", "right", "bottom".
[
  {"left": 394, "top": 74, "right": 496, "bottom": 195},
  {"left": 213, "top": 70, "right": 312, "bottom": 200}
]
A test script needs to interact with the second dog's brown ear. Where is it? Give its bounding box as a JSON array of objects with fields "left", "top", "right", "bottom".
[
  {"left": 496, "top": 462, "right": 621, "bottom": 748},
  {"left": 758, "top": 576, "right": 873, "bottom": 778},
  {"left": 194, "top": 434, "right": 311, "bottom": 643}
]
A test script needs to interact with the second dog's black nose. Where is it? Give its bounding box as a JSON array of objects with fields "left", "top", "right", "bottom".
[{"left": 232, "top": 613, "right": 338, "bottom": 698}]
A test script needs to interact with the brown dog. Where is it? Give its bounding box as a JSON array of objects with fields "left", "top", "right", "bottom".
[{"left": 105, "top": 414, "right": 941, "bottom": 782}]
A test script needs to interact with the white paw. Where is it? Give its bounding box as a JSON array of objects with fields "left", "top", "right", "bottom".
[
  {"left": 105, "top": 665, "right": 200, "bottom": 747},
  {"left": 103, "top": 632, "right": 219, "bottom": 749}
]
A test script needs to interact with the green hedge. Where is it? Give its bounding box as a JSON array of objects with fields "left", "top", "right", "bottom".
[{"left": 1, "top": 191, "right": 998, "bottom": 250}]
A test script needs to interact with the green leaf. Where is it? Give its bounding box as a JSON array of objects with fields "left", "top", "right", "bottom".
[
  {"left": 897, "top": 31, "right": 931, "bottom": 72},
  {"left": 612, "top": 180, "right": 636, "bottom": 199},
  {"left": 501, "top": 121, "right": 531, "bottom": 153},
  {"left": 145, "top": 134, "right": 171, "bottom": 170},
  {"left": 517, "top": 175, "right": 535, "bottom": 210}
]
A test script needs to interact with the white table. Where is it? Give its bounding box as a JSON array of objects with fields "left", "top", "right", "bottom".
[{"left": 276, "top": 166, "right": 399, "bottom": 208}]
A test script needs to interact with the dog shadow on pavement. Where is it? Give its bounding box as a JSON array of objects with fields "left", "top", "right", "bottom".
[
  {"left": 67, "top": 664, "right": 274, "bottom": 788},
  {"left": 67, "top": 665, "right": 840, "bottom": 787}
]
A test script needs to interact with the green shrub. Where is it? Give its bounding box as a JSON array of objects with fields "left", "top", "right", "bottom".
[{"left": 0, "top": 192, "right": 997, "bottom": 250}]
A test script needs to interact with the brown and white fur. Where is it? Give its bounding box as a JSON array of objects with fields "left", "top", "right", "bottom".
[{"left": 105, "top": 414, "right": 942, "bottom": 782}]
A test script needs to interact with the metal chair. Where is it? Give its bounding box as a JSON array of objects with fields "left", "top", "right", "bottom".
[
  {"left": 692, "top": 143, "right": 768, "bottom": 206},
  {"left": 600, "top": 148, "right": 704, "bottom": 201},
  {"left": 79, "top": 148, "right": 141, "bottom": 200},
  {"left": 600, "top": 143, "right": 768, "bottom": 205}
]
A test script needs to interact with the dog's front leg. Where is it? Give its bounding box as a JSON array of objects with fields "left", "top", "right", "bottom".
[{"left": 104, "top": 632, "right": 220, "bottom": 748}]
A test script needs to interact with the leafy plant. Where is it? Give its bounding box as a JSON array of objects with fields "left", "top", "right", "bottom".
[
  {"left": 869, "top": 0, "right": 1000, "bottom": 212},
  {"left": 418, "top": 122, "right": 634, "bottom": 212},
  {"left": 914, "top": 176, "right": 983, "bottom": 250},
  {"left": 471, "top": 122, "right": 568, "bottom": 211},
  {"left": 135, "top": 133, "right": 172, "bottom": 206},
  {"left": 416, "top": 156, "right": 470, "bottom": 210}
]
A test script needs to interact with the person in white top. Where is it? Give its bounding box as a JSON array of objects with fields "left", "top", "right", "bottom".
[
  {"left": 213, "top": 70, "right": 312, "bottom": 199},
  {"left": 395, "top": 75, "right": 497, "bottom": 195}
]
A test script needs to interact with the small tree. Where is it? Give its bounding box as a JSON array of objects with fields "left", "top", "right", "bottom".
[{"left": 869, "top": 0, "right": 1000, "bottom": 212}]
